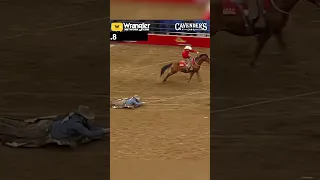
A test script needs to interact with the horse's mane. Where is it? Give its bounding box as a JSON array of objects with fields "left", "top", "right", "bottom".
[{"left": 197, "top": 54, "right": 208, "bottom": 58}]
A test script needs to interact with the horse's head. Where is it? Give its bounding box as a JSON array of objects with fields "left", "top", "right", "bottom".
[
  {"left": 306, "top": 0, "right": 320, "bottom": 7},
  {"left": 198, "top": 53, "right": 211, "bottom": 64}
]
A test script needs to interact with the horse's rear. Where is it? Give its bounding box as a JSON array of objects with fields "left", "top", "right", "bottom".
[{"left": 211, "top": 0, "right": 250, "bottom": 35}]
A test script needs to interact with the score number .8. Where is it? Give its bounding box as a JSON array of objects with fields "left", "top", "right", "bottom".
[{"left": 110, "top": 33, "right": 117, "bottom": 41}]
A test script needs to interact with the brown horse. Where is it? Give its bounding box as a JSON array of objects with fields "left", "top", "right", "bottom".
[
  {"left": 160, "top": 54, "right": 210, "bottom": 83},
  {"left": 211, "top": 0, "right": 320, "bottom": 67}
]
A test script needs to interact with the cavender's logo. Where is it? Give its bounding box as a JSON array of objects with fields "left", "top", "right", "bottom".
[
  {"left": 111, "top": 22, "right": 123, "bottom": 32},
  {"left": 175, "top": 37, "right": 186, "bottom": 43}
]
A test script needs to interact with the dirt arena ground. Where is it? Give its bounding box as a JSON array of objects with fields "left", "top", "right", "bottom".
[
  {"left": 0, "top": 0, "right": 108, "bottom": 180},
  {"left": 110, "top": 44, "right": 210, "bottom": 179},
  {"left": 212, "top": 2, "right": 320, "bottom": 180},
  {"left": 110, "top": 2, "right": 211, "bottom": 180},
  {"left": 110, "top": 0, "right": 205, "bottom": 19}
]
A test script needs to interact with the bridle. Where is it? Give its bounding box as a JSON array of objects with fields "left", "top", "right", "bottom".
[
  {"left": 271, "top": 0, "right": 318, "bottom": 15},
  {"left": 194, "top": 54, "right": 209, "bottom": 66},
  {"left": 303, "top": 0, "right": 320, "bottom": 8},
  {"left": 270, "top": 0, "right": 291, "bottom": 14}
]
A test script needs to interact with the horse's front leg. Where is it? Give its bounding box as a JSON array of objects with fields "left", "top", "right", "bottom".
[
  {"left": 274, "top": 29, "right": 296, "bottom": 66},
  {"left": 250, "top": 32, "right": 271, "bottom": 68},
  {"left": 196, "top": 71, "right": 202, "bottom": 82},
  {"left": 274, "top": 30, "right": 287, "bottom": 51},
  {"left": 188, "top": 72, "right": 195, "bottom": 83}
]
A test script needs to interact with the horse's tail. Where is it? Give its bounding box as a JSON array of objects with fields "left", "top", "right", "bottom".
[{"left": 160, "top": 63, "right": 172, "bottom": 76}]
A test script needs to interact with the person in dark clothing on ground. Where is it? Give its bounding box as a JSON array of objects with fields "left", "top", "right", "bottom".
[
  {"left": 0, "top": 105, "right": 109, "bottom": 147},
  {"left": 50, "top": 105, "right": 108, "bottom": 139}
]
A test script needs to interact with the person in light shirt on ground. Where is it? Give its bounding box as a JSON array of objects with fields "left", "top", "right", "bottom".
[{"left": 124, "top": 95, "right": 144, "bottom": 108}]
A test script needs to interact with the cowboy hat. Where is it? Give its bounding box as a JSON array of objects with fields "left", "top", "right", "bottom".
[{"left": 77, "top": 105, "right": 95, "bottom": 120}]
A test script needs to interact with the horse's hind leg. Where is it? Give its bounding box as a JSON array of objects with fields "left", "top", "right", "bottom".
[
  {"left": 162, "top": 71, "right": 176, "bottom": 82},
  {"left": 250, "top": 32, "right": 271, "bottom": 68},
  {"left": 274, "top": 30, "right": 295, "bottom": 66}
]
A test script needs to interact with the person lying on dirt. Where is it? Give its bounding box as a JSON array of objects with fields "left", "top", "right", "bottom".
[
  {"left": 50, "top": 105, "right": 109, "bottom": 139},
  {"left": 124, "top": 95, "right": 144, "bottom": 108},
  {"left": 0, "top": 105, "right": 109, "bottom": 147},
  {"left": 110, "top": 95, "right": 145, "bottom": 109}
]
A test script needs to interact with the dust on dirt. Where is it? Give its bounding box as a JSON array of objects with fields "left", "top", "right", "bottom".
[{"left": 110, "top": 44, "right": 210, "bottom": 179}]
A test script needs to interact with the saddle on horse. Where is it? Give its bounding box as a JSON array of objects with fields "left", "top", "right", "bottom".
[
  {"left": 179, "top": 59, "right": 194, "bottom": 72},
  {"left": 229, "top": 0, "right": 269, "bottom": 30}
]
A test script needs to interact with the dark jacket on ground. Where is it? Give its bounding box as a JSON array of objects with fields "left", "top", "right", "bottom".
[{"left": 50, "top": 113, "right": 105, "bottom": 139}]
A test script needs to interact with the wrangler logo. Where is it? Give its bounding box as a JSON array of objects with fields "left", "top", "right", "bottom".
[{"left": 111, "top": 22, "right": 123, "bottom": 32}]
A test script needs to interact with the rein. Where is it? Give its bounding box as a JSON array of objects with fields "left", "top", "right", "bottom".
[
  {"left": 271, "top": 0, "right": 318, "bottom": 15},
  {"left": 270, "top": 0, "right": 291, "bottom": 14},
  {"left": 194, "top": 57, "right": 201, "bottom": 66},
  {"left": 303, "top": 0, "right": 320, "bottom": 8},
  {"left": 193, "top": 54, "right": 209, "bottom": 67}
]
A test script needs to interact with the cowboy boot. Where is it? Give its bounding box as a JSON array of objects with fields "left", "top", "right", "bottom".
[
  {"left": 247, "top": 0, "right": 260, "bottom": 25},
  {"left": 237, "top": 5, "right": 255, "bottom": 33},
  {"left": 186, "top": 66, "right": 190, "bottom": 72},
  {"left": 188, "top": 61, "right": 193, "bottom": 71},
  {"left": 254, "top": 0, "right": 266, "bottom": 29},
  {"left": 184, "top": 61, "right": 189, "bottom": 72}
]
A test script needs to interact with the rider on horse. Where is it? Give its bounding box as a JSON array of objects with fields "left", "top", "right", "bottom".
[
  {"left": 182, "top": 45, "right": 199, "bottom": 71},
  {"left": 232, "top": 0, "right": 266, "bottom": 31}
]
